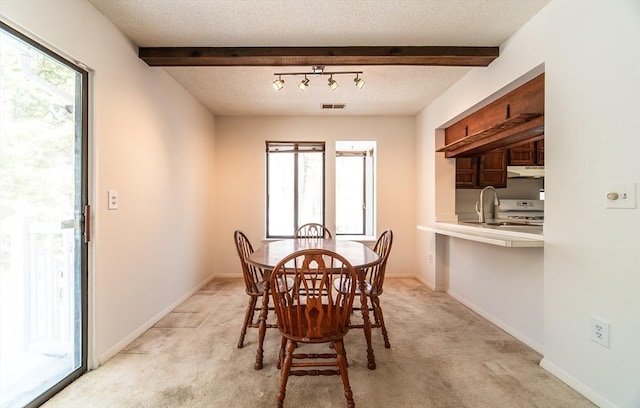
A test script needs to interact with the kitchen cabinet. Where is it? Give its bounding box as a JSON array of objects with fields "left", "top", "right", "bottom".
[
  {"left": 508, "top": 139, "right": 544, "bottom": 165},
  {"left": 536, "top": 139, "right": 544, "bottom": 165},
  {"left": 440, "top": 73, "right": 545, "bottom": 158},
  {"left": 456, "top": 149, "right": 507, "bottom": 188},
  {"left": 455, "top": 157, "right": 478, "bottom": 188}
]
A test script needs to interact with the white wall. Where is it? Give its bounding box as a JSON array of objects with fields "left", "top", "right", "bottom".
[
  {"left": 212, "top": 116, "right": 416, "bottom": 281},
  {"left": 0, "top": 1, "right": 217, "bottom": 365},
  {"left": 417, "top": 1, "right": 640, "bottom": 406},
  {"left": 447, "top": 240, "right": 544, "bottom": 351}
]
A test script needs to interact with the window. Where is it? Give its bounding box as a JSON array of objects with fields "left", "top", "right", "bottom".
[
  {"left": 266, "top": 141, "right": 325, "bottom": 238},
  {"left": 335, "top": 141, "right": 375, "bottom": 236}
]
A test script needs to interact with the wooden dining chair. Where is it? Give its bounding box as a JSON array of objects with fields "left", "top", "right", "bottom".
[
  {"left": 270, "top": 249, "right": 358, "bottom": 408},
  {"left": 233, "top": 230, "right": 278, "bottom": 349},
  {"left": 294, "top": 222, "right": 333, "bottom": 238},
  {"left": 335, "top": 229, "right": 394, "bottom": 348}
]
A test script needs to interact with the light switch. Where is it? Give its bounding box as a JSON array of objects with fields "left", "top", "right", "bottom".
[
  {"left": 606, "top": 182, "right": 637, "bottom": 209},
  {"left": 108, "top": 190, "right": 119, "bottom": 210}
]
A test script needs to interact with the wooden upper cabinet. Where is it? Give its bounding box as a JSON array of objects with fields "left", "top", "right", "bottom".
[
  {"left": 456, "top": 150, "right": 507, "bottom": 189},
  {"left": 536, "top": 139, "right": 544, "bottom": 165},
  {"left": 509, "top": 141, "right": 536, "bottom": 165},
  {"left": 509, "top": 140, "right": 544, "bottom": 165},
  {"left": 447, "top": 73, "right": 545, "bottom": 189},
  {"left": 479, "top": 150, "right": 507, "bottom": 187},
  {"left": 441, "top": 73, "right": 545, "bottom": 157},
  {"left": 455, "top": 157, "right": 478, "bottom": 188}
]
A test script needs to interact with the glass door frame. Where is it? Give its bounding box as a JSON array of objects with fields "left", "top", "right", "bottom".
[{"left": 0, "top": 21, "right": 89, "bottom": 407}]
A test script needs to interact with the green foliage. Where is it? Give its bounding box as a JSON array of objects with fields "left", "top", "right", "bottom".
[{"left": 1, "top": 31, "right": 79, "bottom": 222}]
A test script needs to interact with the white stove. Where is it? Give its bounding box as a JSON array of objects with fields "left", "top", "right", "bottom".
[{"left": 495, "top": 199, "right": 544, "bottom": 225}]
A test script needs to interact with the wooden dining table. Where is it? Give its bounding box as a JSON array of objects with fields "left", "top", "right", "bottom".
[{"left": 247, "top": 238, "right": 381, "bottom": 370}]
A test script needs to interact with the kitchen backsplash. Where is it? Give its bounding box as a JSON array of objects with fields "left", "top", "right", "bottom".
[{"left": 456, "top": 178, "right": 544, "bottom": 220}]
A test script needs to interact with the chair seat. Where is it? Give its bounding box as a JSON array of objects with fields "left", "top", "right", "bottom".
[
  {"left": 257, "top": 277, "right": 295, "bottom": 294},
  {"left": 334, "top": 277, "right": 372, "bottom": 295}
]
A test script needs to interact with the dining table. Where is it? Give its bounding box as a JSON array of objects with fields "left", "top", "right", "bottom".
[{"left": 247, "top": 238, "right": 381, "bottom": 371}]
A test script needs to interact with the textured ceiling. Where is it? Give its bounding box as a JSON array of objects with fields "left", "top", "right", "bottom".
[{"left": 88, "top": 0, "right": 550, "bottom": 116}]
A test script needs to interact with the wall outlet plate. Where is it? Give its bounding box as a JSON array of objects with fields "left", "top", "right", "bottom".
[
  {"left": 590, "top": 317, "right": 610, "bottom": 348},
  {"left": 606, "top": 182, "right": 637, "bottom": 209}
]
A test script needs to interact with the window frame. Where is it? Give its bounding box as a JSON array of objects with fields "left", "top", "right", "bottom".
[
  {"left": 335, "top": 150, "right": 367, "bottom": 235},
  {"left": 265, "top": 141, "right": 326, "bottom": 238},
  {"left": 335, "top": 142, "right": 376, "bottom": 237}
]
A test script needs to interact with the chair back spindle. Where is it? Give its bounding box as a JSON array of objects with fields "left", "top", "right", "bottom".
[{"left": 294, "top": 223, "right": 333, "bottom": 239}]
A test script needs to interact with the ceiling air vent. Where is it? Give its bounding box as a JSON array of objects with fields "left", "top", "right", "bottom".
[{"left": 321, "top": 104, "right": 346, "bottom": 110}]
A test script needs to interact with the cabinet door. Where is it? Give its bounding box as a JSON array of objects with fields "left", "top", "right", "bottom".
[
  {"left": 455, "top": 157, "right": 478, "bottom": 188},
  {"left": 479, "top": 150, "right": 507, "bottom": 187},
  {"left": 536, "top": 139, "right": 544, "bottom": 165},
  {"left": 509, "top": 141, "right": 536, "bottom": 165}
]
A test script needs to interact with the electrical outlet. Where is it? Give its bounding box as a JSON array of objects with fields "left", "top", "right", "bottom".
[{"left": 590, "top": 317, "right": 610, "bottom": 348}]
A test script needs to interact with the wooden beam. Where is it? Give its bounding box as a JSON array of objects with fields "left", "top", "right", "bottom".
[{"left": 138, "top": 46, "right": 499, "bottom": 67}]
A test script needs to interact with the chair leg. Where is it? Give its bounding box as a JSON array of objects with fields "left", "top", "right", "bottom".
[
  {"left": 371, "top": 299, "right": 381, "bottom": 326},
  {"left": 237, "top": 296, "right": 257, "bottom": 348},
  {"left": 372, "top": 297, "right": 391, "bottom": 348},
  {"left": 276, "top": 339, "right": 295, "bottom": 408},
  {"left": 277, "top": 335, "right": 287, "bottom": 369},
  {"left": 334, "top": 340, "right": 355, "bottom": 408},
  {"left": 255, "top": 292, "right": 270, "bottom": 370}
]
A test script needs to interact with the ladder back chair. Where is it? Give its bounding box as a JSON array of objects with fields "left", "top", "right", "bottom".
[
  {"left": 234, "top": 230, "right": 273, "bottom": 350},
  {"left": 335, "top": 229, "right": 394, "bottom": 348},
  {"left": 294, "top": 222, "right": 333, "bottom": 239},
  {"left": 270, "top": 249, "right": 358, "bottom": 408}
]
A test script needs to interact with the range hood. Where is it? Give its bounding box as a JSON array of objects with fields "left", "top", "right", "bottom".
[{"left": 507, "top": 165, "right": 545, "bottom": 178}]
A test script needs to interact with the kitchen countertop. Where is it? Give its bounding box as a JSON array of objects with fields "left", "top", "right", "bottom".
[{"left": 418, "top": 220, "right": 544, "bottom": 248}]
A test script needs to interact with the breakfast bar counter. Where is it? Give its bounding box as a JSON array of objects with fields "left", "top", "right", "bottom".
[{"left": 418, "top": 221, "right": 544, "bottom": 248}]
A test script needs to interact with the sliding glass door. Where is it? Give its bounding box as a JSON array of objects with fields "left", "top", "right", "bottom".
[{"left": 0, "top": 22, "right": 88, "bottom": 407}]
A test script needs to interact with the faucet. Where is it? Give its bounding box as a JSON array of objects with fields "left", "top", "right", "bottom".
[{"left": 476, "top": 186, "right": 500, "bottom": 223}]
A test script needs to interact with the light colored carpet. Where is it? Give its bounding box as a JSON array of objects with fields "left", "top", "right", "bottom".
[{"left": 43, "top": 278, "right": 594, "bottom": 407}]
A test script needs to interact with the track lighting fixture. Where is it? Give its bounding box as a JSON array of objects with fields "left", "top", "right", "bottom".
[
  {"left": 272, "top": 66, "right": 364, "bottom": 91},
  {"left": 272, "top": 75, "right": 284, "bottom": 91},
  {"left": 298, "top": 76, "right": 309, "bottom": 90},
  {"left": 328, "top": 76, "right": 338, "bottom": 91}
]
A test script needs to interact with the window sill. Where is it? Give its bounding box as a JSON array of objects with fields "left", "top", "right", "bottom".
[
  {"left": 262, "top": 235, "right": 377, "bottom": 243},
  {"left": 336, "top": 235, "right": 377, "bottom": 243}
]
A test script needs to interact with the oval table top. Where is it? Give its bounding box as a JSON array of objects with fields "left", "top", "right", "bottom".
[{"left": 248, "top": 238, "right": 380, "bottom": 270}]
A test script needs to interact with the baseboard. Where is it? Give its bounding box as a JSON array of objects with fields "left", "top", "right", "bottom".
[
  {"left": 97, "top": 273, "right": 216, "bottom": 365},
  {"left": 414, "top": 274, "right": 435, "bottom": 290},
  {"left": 539, "top": 358, "right": 616, "bottom": 408},
  {"left": 446, "top": 289, "right": 544, "bottom": 354},
  {"left": 214, "top": 272, "right": 243, "bottom": 279},
  {"left": 384, "top": 273, "right": 416, "bottom": 279},
  {"left": 214, "top": 272, "right": 417, "bottom": 280}
]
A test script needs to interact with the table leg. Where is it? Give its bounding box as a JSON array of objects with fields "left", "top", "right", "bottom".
[
  {"left": 255, "top": 280, "right": 270, "bottom": 370},
  {"left": 358, "top": 271, "right": 376, "bottom": 370}
]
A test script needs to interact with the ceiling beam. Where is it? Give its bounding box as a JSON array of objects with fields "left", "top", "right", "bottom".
[{"left": 138, "top": 46, "right": 499, "bottom": 67}]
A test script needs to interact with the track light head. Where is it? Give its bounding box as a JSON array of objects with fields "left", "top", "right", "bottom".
[
  {"left": 272, "top": 76, "right": 285, "bottom": 91},
  {"left": 354, "top": 74, "right": 365, "bottom": 89},
  {"left": 298, "top": 77, "right": 309, "bottom": 90},
  {"left": 328, "top": 76, "right": 338, "bottom": 91}
]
